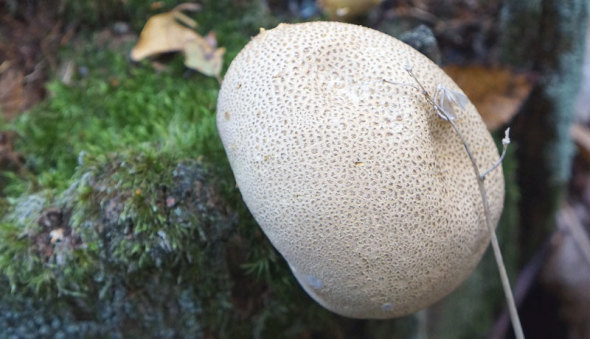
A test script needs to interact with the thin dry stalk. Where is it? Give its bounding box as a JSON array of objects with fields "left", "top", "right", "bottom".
[{"left": 385, "top": 66, "right": 525, "bottom": 339}]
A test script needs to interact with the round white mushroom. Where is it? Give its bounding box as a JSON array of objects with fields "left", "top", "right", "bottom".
[{"left": 217, "top": 21, "right": 505, "bottom": 319}]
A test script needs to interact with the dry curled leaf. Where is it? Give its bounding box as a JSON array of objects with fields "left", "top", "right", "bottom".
[
  {"left": 131, "top": 3, "right": 225, "bottom": 80},
  {"left": 444, "top": 65, "right": 534, "bottom": 131},
  {"left": 184, "top": 31, "right": 225, "bottom": 81},
  {"left": 130, "top": 3, "right": 200, "bottom": 60},
  {"left": 317, "top": 0, "right": 382, "bottom": 21}
]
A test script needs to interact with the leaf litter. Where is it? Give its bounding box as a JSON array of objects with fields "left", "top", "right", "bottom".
[
  {"left": 131, "top": 3, "right": 226, "bottom": 81},
  {"left": 444, "top": 65, "right": 535, "bottom": 131}
]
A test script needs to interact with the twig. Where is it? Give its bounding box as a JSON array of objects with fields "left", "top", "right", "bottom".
[
  {"left": 447, "top": 115, "right": 524, "bottom": 339},
  {"left": 388, "top": 66, "right": 525, "bottom": 339},
  {"left": 481, "top": 129, "right": 510, "bottom": 180}
]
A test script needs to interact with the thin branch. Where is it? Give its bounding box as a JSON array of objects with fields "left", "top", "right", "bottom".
[
  {"left": 489, "top": 238, "right": 550, "bottom": 339},
  {"left": 387, "top": 67, "right": 525, "bottom": 339},
  {"left": 481, "top": 128, "right": 510, "bottom": 180},
  {"left": 446, "top": 118, "right": 524, "bottom": 339}
]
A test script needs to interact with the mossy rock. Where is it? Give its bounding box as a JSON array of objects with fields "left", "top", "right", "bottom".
[{"left": 0, "top": 153, "right": 235, "bottom": 337}]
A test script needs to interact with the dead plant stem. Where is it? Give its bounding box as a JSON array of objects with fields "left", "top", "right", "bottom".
[
  {"left": 394, "top": 67, "right": 525, "bottom": 339},
  {"left": 447, "top": 118, "right": 524, "bottom": 339}
]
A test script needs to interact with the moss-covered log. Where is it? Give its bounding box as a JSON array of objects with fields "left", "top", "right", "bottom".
[{"left": 1, "top": 155, "right": 237, "bottom": 337}]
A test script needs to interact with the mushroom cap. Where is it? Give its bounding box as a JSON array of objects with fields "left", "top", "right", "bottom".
[{"left": 217, "top": 22, "right": 504, "bottom": 319}]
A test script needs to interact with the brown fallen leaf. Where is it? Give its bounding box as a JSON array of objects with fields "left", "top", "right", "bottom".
[
  {"left": 184, "top": 31, "right": 225, "bottom": 81},
  {"left": 131, "top": 3, "right": 225, "bottom": 80},
  {"left": 130, "top": 3, "right": 200, "bottom": 60},
  {"left": 317, "top": 0, "right": 382, "bottom": 21},
  {"left": 444, "top": 65, "right": 535, "bottom": 131},
  {"left": 0, "top": 4, "right": 65, "bottom": 120},
  {"left": 150, "top": 1, "right": 166, "bottom": 10}
]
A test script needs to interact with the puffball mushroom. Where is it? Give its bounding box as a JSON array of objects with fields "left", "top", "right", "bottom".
[{"left": 217, "top": 22, "right": 505, "bottom": 319}]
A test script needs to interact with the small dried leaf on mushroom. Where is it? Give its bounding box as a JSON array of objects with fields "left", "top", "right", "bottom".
[{"left": 434, "top": 84, "right": 469, "bottom": 121}]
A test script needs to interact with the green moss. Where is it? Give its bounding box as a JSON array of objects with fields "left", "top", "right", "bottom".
[
  {"left": 0, "top": 193, "right": 52, "bottom": 293},
  {"left": 0, "top": 151, "right": 236, "bottom": 336},
  {"left": 3, "top": 0, "right": 269, "bottom": 195},
  {"left": 12, "top": 56, "right": 219, "bottom": 190},
  {"left": 0, "top": 147, "right": 376, "bottom": 337},
  {"left": 2, "top": 0, "right": 273, "bottom": 32}
]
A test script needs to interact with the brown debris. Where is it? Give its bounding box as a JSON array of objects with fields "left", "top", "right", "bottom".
[
  {"left": 444, "top": 65, "right": 535, "bottom": 130},
  {"left": 36, "top": 208, "right": 64, "bottom": 229},
  {"left": 0, "top": 67, "right": 24, "bottom": 120},
  {"left": 0, "top": 131, "right": 25, "bottom": 172},
  {"left": 32, "top": 207, "right": 80, "bottom": 262},
  {"left": 130, "top": 3, "right": 202, "bottom": 60},
  {"left": 130, "top": 3, "right": 225, "bottom": 80},
  {"left": 0, "top": 3, "right": 69, "bottom": 120}
]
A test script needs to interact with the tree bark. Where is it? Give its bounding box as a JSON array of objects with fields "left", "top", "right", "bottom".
[{"left": 500, "top": 0, "right": 588, "bottom": 260}]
